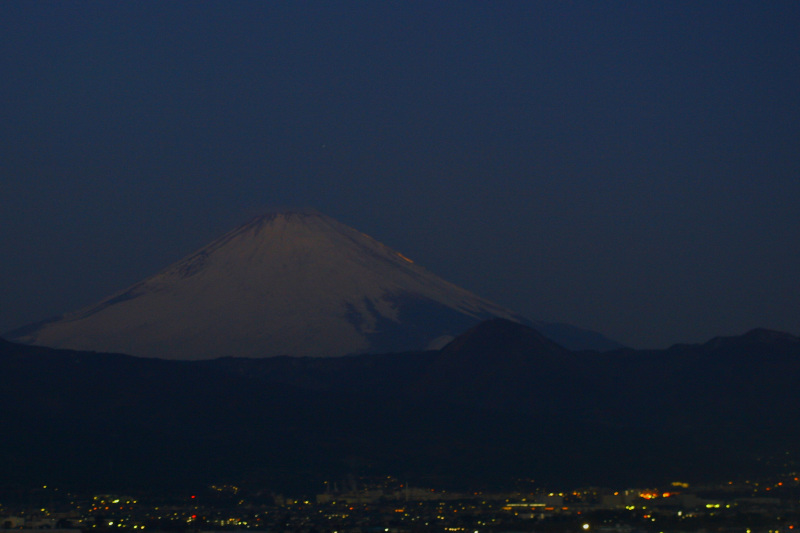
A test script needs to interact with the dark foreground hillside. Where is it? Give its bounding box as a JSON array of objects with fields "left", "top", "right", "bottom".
[{"left": 1, "top": 321, "right": 799, "bottom": 495}]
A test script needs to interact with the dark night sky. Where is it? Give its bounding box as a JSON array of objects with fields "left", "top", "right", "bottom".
[{"left": 2, "top": 1, "right": 798, "bottom": 349}]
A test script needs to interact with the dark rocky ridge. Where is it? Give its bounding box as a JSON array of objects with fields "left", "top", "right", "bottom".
[{"left": 1, "top": 320, "right": 799, "bottom": 494}]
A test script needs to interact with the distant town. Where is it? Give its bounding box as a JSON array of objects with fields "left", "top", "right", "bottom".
[{"left": 3, "top": 473, "right": 800, "bottom": 533}]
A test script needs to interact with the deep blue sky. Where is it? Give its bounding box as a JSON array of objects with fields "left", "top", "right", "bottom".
[{"left": 2, "top": 1, "right": 798, "bottom": 349}]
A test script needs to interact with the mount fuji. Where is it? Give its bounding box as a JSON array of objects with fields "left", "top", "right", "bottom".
[{"left": 9, "top": 210, "right": 620, "bottom": 359}]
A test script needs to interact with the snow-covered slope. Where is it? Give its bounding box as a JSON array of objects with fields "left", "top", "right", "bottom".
[{"left": 14, "top": 211, "right": 536, "bottom": 359}]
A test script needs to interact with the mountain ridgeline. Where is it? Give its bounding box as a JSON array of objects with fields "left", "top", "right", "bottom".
[
  {"left": 7, "top": 210, "right": 621, "bottom": 358},
  {"left": 2, "top": 320, "right": 799, "bottom": 494}
]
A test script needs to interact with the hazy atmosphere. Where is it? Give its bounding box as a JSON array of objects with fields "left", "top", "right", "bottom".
[{"left": 2, "top": 1, "right": 798, "bottom": 349}]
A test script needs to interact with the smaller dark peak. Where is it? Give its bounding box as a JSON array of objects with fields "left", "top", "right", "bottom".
[
  {"left": 411, "top": 319, "right": 580, "bottom": 413},
  {"left": 442, "top": 318, "right": 569, "bottom": 357}
]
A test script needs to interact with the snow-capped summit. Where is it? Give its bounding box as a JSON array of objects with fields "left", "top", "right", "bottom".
[{"left": 13, "top": 210, "right": 537, "bottom": 359}]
